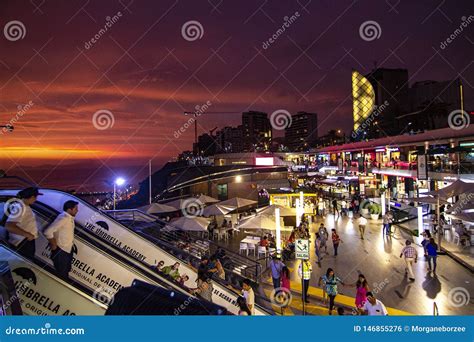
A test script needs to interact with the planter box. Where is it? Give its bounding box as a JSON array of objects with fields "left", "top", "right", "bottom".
[
  {"left": 361, "top": 208, "right": 369, "bottom": 216},
  {"left": 370, "top": 214, "right": 379, "bottom": 220}
]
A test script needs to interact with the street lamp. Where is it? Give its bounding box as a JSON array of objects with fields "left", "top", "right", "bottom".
[{"left": 113, "top": 177, "right": 126, "bottom": 210}]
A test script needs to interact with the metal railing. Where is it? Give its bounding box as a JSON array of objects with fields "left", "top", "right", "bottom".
[{"left": 106, "top": 209, "right": 263, "bottom": 283}]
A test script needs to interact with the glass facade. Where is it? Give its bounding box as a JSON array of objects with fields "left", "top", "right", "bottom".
[{"left": 352, "top": 70, "right": 375, "bottom": 132}]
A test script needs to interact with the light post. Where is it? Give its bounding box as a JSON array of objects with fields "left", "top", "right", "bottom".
[
  {"left": 275, "top": 208, "right": 281, "bottom": 255},
  {"left": 113, "top": 177, "right": 125, "bottom": 210}
]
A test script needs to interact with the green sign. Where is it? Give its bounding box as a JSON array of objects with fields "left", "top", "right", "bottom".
[{"left": 295, "top": 239, "right": 309, "bottom": 259}]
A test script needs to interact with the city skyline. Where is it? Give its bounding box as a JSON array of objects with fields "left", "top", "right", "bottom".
[{"left": 0, "top": 0, "right": 473, "bottom": 190}]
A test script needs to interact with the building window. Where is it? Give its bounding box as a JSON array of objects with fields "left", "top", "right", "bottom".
[{"left": 217, "top": 184, "right": 228, "bottom": 201}]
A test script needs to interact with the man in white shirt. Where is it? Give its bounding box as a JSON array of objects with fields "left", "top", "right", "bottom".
[
  {"left": 242, "top": 279, "right": 255, "bottom": 315},
  {"left": 5, "top": 187, "right": 43, "bottom": 259},
  {"left": 44, "top": 200, "right": 78, "bottom": 280},
  {"left": 361, "top": 292, "right": 388, "bottom": 316}
]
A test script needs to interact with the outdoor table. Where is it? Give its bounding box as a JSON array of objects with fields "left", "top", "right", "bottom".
[{"left": 241, "top": 237, "right": 260, "bottom": 245}]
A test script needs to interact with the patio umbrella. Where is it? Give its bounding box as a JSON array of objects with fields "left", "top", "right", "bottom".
[
  {"left": 138, "top": 203, "right": 177, "bottom": 214},
  {"left": 426, "top": 180, "right": 474, "bottom": 199},
  {"left": 237, "top": 215, "right": 284, "bottom": 230},
  {"left": 167, "top": 216, "right": 210, "bottom": 232},
  {"left": 408, "top": 197, "right": 449, "bottom": 205},
  {"left": 163, "top": 197, "right": 205, "bottom": 210},
  {"left": 448, "top": 212, "right": 474, "bottom": 224},
  {"left": 202, "top": 204, "right": 236, "bottom": 217},
  {"left": 256, "top": 204, "right": 296, "bottom": 217},
  {"left": 219, "top": 197, "right": 257, "bottom": 209},
  {"left": 446, "top": 199, "right": 474, "bottom": 214},
  {"left": 196, "top": 194, "right": 220, "bottom": 204}
]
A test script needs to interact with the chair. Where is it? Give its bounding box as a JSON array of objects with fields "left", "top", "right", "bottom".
[
  {"left": 268, "top": 247, "right": 276, "bottom": 256},
  {"left": 239, "top": 243, "right": 248, "bottom": 255},
  {"left": 453, "top": 232, "right": 460, "bottom": 245},
  {"left": 257, "top": 246, "right": 267, "bottom": 258},
  {"left": 247, "top": 243, "right": 256, "bottom": 256}
]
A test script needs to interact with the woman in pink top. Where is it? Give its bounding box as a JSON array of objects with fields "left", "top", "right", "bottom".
[
  {"left": 279, "top": 266, "right": 291, "bottom": 312},
  {"left": 281, "top": 266, "right": 291, "bottom": 290},
  {"left": 353, "top": 274, "right": 369, "bottom": 308}
]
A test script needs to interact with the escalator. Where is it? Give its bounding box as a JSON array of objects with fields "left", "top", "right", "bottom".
[
  {"left": 0, "top": 189, "right": 272, "bottom": 315},
  {"left": 0, "top": 195, "right": 210, "bottom": 315},
  {"left": 0, "top": 245, "right": 107, "bottom": 315}
]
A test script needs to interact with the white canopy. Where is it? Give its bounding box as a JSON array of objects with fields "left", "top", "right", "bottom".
[
  {"left": 448, "top": 212, "right": 474, "bottom": 224},
  {"left": 256, "top": 204, "right": 296, "bottom": 217},
  {"left": 408, "top": 197, "right": 449, "bottom": 205},
  {"left": 219, "top": 197, "right": 257, "bottom": 209},
  {"left": 138, "top": 203, "right": 177, "bottom": 214},
  {"left": 163, "top": 198, "right": 200, "bottom": 210},
  {"left": 446, "top": 198, "right": 474, "bottom": 214},
  {"left": 167, "top": 216, "right": 210, "bottom": 232},
  {"left": 196, "top": 194, "right": 220, "bottom": 204},
  {"left": 237, "top": 215, "right": 285, "bottom": 231},
  {"left": 426, "top": 180, "right": 474, "bottom": 199},
  {"left": 202, "top": 204, "right": 236, "bottom": 217}
]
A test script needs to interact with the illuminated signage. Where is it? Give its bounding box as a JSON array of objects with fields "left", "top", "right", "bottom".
[{"left": 255, "top": 157, "right": 274, "bottom": 166}]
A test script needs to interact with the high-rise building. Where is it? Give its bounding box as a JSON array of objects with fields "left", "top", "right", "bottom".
[
  {"left": 352, "top": 70, "right": 375, "bottom": 140},
  {"left": 284, "top": 111, "right": 318, "bottom": 151},
  {"left": 366, "top": 68, "right": 409, "bottom": 135},
  {"left": 241, "top": 111, "right": 272, "bottom": 151},
  {"left": 215, "top": 126, "right": 244, "bottom": 153}
]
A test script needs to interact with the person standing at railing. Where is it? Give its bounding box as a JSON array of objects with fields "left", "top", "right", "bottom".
[
  {"left": 44, "top": 200, "right": 79, "bottom": 281},
  {"left": 4, "top": 187, "right": 43, "bottom": 259}
]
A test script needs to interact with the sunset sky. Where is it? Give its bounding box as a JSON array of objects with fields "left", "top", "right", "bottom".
[{"left": 0, "top": 0, "right": 472, "bottom": 190}]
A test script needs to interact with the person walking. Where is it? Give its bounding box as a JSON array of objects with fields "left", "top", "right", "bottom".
[
  {"left": 298, "top": 259, "right": 312, "bottom": 303},
  {"left": 382, "top": 212, "right": 390, "bottom": 236},
  {"left": 332, "top": 199, "right": 339, "bottom": 218},
  {"left": 361, "top": 292, "right": 388, "bottom": 316},
  {"left": 426, "top": 238, "right": 438, "bottom": 273},
  {"left": 5, "top": 187, "right": 43, "bottom": 259},
  {"left": 319, "top": 268, "right": 345, "bottom": 315},
  {"left": 315, "top": 233, "right": 322, "bottom": 263},
  {"left": 269, "top": 255, "right": 284, "bottom": 289},
  {"left": 44, "top": 200, "right": 78, "bottom": 281},
  {"left": 280, "top": 265, "right": 291, "bottom": 313},
  {"left": 400, "top": 240, "right": 418, "bottom": 281},
  {"left": 359, "top": 214, "right": 367, "bottom": 239},
  {"left": 318, "top": 223, "right": 329, "bottom": 254},
  {"left": 331, "top": 229, "right": 343, "bottom": 256},
  {"left": 351, "top": 274, "right": 369, "bottom": 309},
  {"left": 421, "top": 230, "right": 431, "bottom": 257}
]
